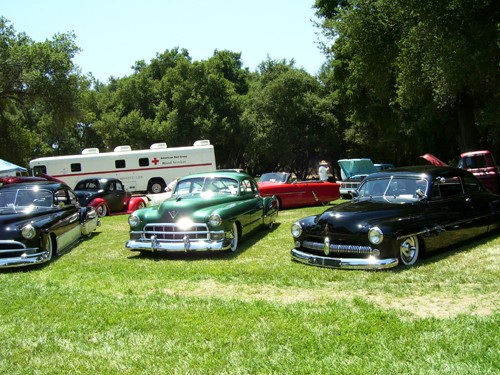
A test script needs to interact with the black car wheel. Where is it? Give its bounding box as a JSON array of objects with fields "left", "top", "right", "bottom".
[
  {"left": 43, "top": 234, "right": 54, "bottom": 261},
  {"left": 399, "top": 236, "right": 419, "bottom": 266},
  {"left": 96, "top": 203, "right": 108, "bottom": 217},
  {"left": 230, "top": 222, "right": 239, "bottom": 252}
]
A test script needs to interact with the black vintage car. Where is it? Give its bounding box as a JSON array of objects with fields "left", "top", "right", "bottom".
[
  {"left": 74, "top": 177, "right": 148, "bottom": 217},
  {"left": 290, "top": 166, "right": 500, "bottom": 270},
  {"left": 0, "top": 182, "right": 100, "bottom": 268}
]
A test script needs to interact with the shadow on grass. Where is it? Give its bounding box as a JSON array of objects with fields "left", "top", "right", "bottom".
[
  {"left": 388, "top": 228, "right": 500, "bottom": 273},
  {"left": 0, "top": 231, "right": 103, "bottom": 273},
  {"left": 127, "top": 222, "right": 282, "bottom": 262}
]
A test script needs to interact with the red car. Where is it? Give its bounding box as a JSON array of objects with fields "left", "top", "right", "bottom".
[
  {"left": 258, "top": 172, "right": 340, "bottom": 209},
  {"left": 74, "top": 177, "right": 149, "bottom": 217}
]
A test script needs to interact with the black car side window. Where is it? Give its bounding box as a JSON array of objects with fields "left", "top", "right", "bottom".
[{"left": 54, "top": 190, "right": 69, "bottom": 205}]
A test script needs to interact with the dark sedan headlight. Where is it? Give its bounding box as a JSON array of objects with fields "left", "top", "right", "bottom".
[
  {"left": 128, "top": 214, "right": 141, "bottom": 228},
  {"left": 291, "top": 222, "right": 302, "bottom": 238},
  {"left": 21, "top": 224, "right": 36, "bottom": 239},
  {"left": 368, "top": 226, "right": 384, "bottom": 245},
  {"left": 208, "top": 214, "right": 222, "bottom": 227}
]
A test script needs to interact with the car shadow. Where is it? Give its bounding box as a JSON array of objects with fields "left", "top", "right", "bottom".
[
  {"left": 127, "top": 222, "right": 282, "bottom": 262},
  {"left": 0, "top": 231, "right": 103, "bottom": 273},
  {"left": 388, "top": 228, "right": 500, "bottom": 273}
]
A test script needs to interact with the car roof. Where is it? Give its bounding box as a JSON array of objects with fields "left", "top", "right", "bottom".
[
  {"left": 365, "top": 165, "right": 473, "bottom": 180},
  {"left": 0, "top": 181, "right": 70, "bottom": 191}
]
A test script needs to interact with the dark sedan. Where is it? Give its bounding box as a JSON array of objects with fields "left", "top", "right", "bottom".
[
  {"left": 0, "top": 182, "right": 100, "bottom": 268},
  {"left": 290, "top": 166, "right": 500, "bottom": 270},
  {"left": 74, "top": 177, "right": 148, "bottom": 217}
]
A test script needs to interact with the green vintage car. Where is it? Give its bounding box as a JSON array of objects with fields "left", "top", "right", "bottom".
[{"left": 126, "top": 171, "right": 278, "bottom": 253}]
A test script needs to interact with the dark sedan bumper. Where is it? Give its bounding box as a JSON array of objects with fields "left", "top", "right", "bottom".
[
  {"left": 290, "top": 248, "right": 398, "bottom": 270},
  {"left": 0, "top": 243, "right": 50, "bottom": 268}
]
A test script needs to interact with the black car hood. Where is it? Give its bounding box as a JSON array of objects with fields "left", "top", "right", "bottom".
[
  {"left": 314, "top": 198, "right": 421, "bottom": 228},
  {"left": 0, "top": 207, "right": 54, "bottom": 226}
]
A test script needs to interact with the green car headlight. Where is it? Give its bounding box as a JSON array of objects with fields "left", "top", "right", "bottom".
[
  {"left": 291, "top": 222, "right": 302, "bottom": 238},
  {"left": 21, "top": 224, "right": 36, "bottom": 239},
  {"left": 128, "top": 214, "right": 141, "bottom": 228},
  {"left": 208, "top": 214, "right": 222, "bottom": 227},
  {"left": 368, "top": 226, "right": 384, "bottom": 245}
]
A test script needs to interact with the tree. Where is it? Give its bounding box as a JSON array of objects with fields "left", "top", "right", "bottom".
[
  {"left": 0, "top": 17, "right": 84, "bottom": 164},
  {"left": 314, "top": 0, "right": 500, "bottom": 161},
  {"left": 243, "top": 59, "right": 340, "bottom": 178}
]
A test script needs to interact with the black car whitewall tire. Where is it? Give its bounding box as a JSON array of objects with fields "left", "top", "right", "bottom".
[
  {"left": 96, "top": 203, "right": 108, "bottom": 217},
  {"left": 43, "top": 234, "right": 54, "bottom": 261},
  {"left": 230, "top": 222, "right": 239, "bottom": 252},
  {"left": 399, "top": 235, "right": 419, "bottom": 266}
]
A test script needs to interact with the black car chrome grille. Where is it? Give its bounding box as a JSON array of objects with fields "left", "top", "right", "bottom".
[
  {"left": 0, "top": 240, "right": 28, "bottom": 258},
  {"left": 303, "top": 240, "right": 373, "bottom": 255},
  {"left": 143, "top": 223, "right": 209, "bottom": 241}
]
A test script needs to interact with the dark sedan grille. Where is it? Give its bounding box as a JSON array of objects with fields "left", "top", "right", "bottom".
[
  {"left": 303, "top": 240, "right": 373, "bottom": 255},
  {"left": 0, "top": 240, "right": 29, "bottom": 258},
  {"left": 144, "top": 223, "right": 209, "bottom": 241}
]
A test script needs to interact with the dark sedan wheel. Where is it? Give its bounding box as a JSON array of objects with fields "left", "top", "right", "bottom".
[
  {"left": 230, "top": 222, "right": 239, "bottom": 252},
  {"left": 96, "top": 203, "right": 108, "bottom": 217},
  {"left": 43, "top": 234, "right": 54, "bottom": 261},
  {"left": 399, "top": 236, "right": 419, "bottom": 266}
]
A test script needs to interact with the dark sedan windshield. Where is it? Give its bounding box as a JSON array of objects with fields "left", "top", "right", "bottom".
[
  {"left": 0, "top": 188, "right": 53, "bottom": 208},
  {"left": 357, "top": 177, "right": 428, "bottom": 202}
]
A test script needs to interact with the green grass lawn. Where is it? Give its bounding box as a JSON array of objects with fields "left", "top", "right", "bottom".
[{"left": 1, "top": 205, "right": 499, "bottom": 374}]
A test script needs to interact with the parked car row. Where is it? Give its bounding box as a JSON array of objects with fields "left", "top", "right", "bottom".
[{"left": 1, "top": 167, "right": 499, "bottom": 270}]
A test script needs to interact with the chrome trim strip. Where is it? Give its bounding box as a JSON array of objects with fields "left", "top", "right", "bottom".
[
  {"left": 303, "top": 240, "right": 373, "bottom": 254},
  {"left": 290, "top": 249, "right": 398, "bottom": 270}
]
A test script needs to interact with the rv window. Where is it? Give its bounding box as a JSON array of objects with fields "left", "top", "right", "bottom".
[
  {"left": 71, "top": 163, "right": 82, "bottom": 172},
  {"left": 139, "top": 158, "right": 149, "bottom": 167},
  {"left": 115, "top": 160, "right": 126, "bottom": 169},
  {"left": 33, "top": 166, "right": 47, "bottom": 175}
]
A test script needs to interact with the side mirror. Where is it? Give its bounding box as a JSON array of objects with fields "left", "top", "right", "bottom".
[{"left": 415, "top": 189, "right": 427, "bottom": 199}]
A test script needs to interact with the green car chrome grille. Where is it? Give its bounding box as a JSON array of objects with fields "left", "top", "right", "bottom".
[{"left": 144, "top": 223, "right": 209, "bottom": 241}]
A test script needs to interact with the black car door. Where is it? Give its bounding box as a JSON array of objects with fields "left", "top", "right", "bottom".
[
  {"left": 428, "top": 175, "right": 489, "bottom": 248},
  {"left": 52, "top": 188, "right": 81, "bottom": 250},
  {"left": 103, "top": 180, "right": 128, "bottom": 213}
]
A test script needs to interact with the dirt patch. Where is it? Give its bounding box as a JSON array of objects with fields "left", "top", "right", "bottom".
[{"left": 161, "top": 279, "right": 499, "bottom": 319}]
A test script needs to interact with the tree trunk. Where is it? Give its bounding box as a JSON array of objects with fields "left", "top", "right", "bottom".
[{"left": 456, "top": 92, "right": 479, "bottom": 152}]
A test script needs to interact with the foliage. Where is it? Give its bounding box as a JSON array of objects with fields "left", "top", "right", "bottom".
[
  {"left": 0, "top": 7, "right": 498, "bottom": 173},
  {"left": 0, "top": 208, "right": 498, "bottom": 373},
  {"left": 0, "top": 17, "right": 86, "bottom": 165},
  {"left": 314, "top": 0, "right": 500, "bottom": 162}
]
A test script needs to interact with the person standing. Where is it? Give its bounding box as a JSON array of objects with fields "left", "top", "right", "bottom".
[{"left": 318, "top": 160, "right": 330, "bottom": 182}]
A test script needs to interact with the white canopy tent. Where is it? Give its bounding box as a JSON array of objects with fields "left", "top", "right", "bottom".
[{"left": 0, "top": 159, "right": 27, "bottom": 176}]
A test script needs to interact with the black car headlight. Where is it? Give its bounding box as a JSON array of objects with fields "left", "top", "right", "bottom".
[
  {"left": 291, "top": 222, "right": 302, "bottom": 238},
  {"left": 368, "top": 226, "right": 384, "bottom": 245},
  {"left": 208, "top": 214, "right": 222, "bottom": 227},
  {"left": 128, "top": 214, "right": 141, "bottom": 228},
  {"left": 21, "top": 224, "right": 36, "bottom": 239}
]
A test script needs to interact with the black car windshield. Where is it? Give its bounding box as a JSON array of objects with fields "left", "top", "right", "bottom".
[
  {"left": 357, "top": 177, "right": 428, "bottom": 202},
  {"left": 0, "top": 188, "right": 53, "bottom": 208},
  {"left": 175, "top": 177, "right": 239, "bottom": 196},
  {"left": 259, "top": 173, "right": 289, "bottom": 183}
]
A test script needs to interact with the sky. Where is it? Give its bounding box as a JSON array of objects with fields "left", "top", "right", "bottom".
[{"left": 2, "top": 0, "right": 327, "bottom": 82}]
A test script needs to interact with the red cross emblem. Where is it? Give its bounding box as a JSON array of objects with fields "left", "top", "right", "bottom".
[{"left": 152, "top": 157, "right": 159, "bottom": 165}]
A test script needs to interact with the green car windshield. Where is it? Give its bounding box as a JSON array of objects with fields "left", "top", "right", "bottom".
[{"left": 174, "top": 177, "right": 240, "bottom": 196}]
